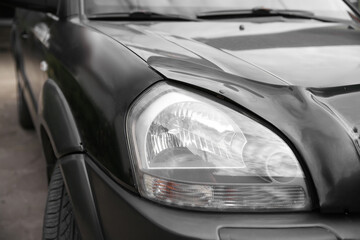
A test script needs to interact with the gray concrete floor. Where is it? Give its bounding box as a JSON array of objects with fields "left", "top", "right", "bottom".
[{"left": 0, "top": 49, "right": 48, "bottom": 240}]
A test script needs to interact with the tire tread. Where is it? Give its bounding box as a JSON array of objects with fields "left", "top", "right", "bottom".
[{"left": 43, "top": 165, "right": 81, "bottom": 240}]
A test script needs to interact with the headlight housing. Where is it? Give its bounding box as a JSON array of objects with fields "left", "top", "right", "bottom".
[{"left": 127, "top": 83, "right": 311, "bottom": 211}]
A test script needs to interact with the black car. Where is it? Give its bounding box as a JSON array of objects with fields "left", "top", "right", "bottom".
[{"left": 2, "top": 0, "right": 360, "bottom": 239}]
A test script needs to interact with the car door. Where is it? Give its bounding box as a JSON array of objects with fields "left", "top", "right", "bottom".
[{"left": 16, "top": 9, "right": 56, "bottom": 117}]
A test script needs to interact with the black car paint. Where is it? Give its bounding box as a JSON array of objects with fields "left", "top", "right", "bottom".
[{"left": 7, "top": 0, "right": 360, "bottom": 239}]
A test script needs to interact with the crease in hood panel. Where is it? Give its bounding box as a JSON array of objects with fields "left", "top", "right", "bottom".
[{"left": 88, "top": 21, "right": 290, "bottom": 86}]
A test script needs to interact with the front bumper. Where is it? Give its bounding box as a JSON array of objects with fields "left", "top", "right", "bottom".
[{"left": 61, "top": 154, "right": 360, "bottom": 240}]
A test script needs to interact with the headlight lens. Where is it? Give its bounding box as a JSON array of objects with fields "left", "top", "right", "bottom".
[{"left": 127, "top": 83, "right": 311, "bottom": 211}]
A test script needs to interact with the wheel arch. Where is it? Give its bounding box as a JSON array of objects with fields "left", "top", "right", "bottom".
[{"left": 38, "top": 78, "right": 84, "bottom": 162}]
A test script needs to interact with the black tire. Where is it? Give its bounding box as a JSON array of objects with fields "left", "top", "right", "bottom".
[
  {"left": 43, "top": 164, "right": 81, "bottom": 240},
  {"left": 17, "top": 83, "right": 34, "bottom": 130}
]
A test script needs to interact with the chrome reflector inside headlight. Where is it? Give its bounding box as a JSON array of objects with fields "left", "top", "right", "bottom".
[{"left": 127, "top": 83, "right": 311, "bottom": 211}]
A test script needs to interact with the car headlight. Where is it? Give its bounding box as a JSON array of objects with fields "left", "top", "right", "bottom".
[{"left": 127, "top": 82, "right": 311, "bottom": 211}]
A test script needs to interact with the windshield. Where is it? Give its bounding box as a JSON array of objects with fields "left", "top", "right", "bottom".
[{"left": 85, "top": 0, "right": 357, "bottom": 22}]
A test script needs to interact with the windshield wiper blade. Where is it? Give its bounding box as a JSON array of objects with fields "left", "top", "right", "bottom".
[
  {"left": 197, "top": 8, "right": 337, "bottom": 22},
  {"left": 88, "top": 11, "right": 196, "bottom": 21}
]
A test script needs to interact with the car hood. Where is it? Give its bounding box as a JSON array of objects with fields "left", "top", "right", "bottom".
[
  {"left": 88, "top": 20, "right": 360, "bottom": 212},
  {"left": 89, "top": 20, "right": 360, "bottom": 135},
  {"left": 89, "top": 21, "right": 360, "bottom": 86}
]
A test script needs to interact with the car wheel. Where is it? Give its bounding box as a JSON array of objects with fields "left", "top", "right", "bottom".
[
  {"left": 17, "top": 83, "right": 34, "bottom": 130},
  {"left": 43, "top": 164, "right": 81, "bottom": 240}
]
